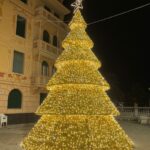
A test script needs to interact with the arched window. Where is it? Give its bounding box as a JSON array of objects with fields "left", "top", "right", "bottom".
[
  {"left": 8, "top": 89, "right": 22, "bottom": 109},
  {"left": 43, "top": 30, "right": 50, "bottom": 43},
  {"left": 44, "top": 6, "right": 51, "bottom": 12},
  {"left": 54, "top": 13, "right": 60, "bottom": 18},
  {"left": 53, "top": 35, "right": 58, "bottom": 47},
  {"left": 42, "top": 61, "right": 49, "bottom": 76}
]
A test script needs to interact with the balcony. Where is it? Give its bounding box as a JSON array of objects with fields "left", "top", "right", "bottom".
[
  {"left": 37, "top": 76, "right": 50, "bottom": 86},
  {"left": 42, "top": 0, "right": 70, "bottom": 15},
  {"left": 33, "top": 40, "right": 60, "bottom": 59},
  {"left": 35, "top": 7, "right": 68, "bottom": 31},
  {"left": 32, "top": 76, "right": 50, "bottom": 87}
]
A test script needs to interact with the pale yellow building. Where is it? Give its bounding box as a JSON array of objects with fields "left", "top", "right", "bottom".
[{"left": 0, "top": 0, "right": 70, "bottom": 123}]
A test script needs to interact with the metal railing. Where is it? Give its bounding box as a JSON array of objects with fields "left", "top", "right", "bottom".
[{"left": 118, "top": 107, "right": 150, "bottom": 118}]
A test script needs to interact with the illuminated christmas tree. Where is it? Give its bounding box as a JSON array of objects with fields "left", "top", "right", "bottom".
[{"left": 21, "top": 1, "right": 134, "bottom": 150}]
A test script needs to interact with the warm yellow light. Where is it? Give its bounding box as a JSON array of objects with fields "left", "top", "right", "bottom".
[{"left": 21, "top": 10, "right": 134, "bottom": 150}]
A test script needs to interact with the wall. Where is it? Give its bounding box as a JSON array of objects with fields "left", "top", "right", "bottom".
[{"left": 0, "top": 0, "right": 69, "bottom": 117}]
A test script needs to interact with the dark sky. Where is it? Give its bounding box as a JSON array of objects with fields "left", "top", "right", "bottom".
[{"left": 63, "top": 0, "right": 150, "bottom": 101}]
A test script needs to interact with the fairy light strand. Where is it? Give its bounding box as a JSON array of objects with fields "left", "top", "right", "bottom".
[{"left": 21, "top": 9, "right": 134, "bottom": 150}]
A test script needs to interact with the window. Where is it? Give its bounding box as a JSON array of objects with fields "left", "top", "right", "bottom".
[
  {"left": 40, "top": 93, "right": 47, "bottom": 104},
  {"left": 20, "top": 0, "right": 28, "bottom": 4},
  {"left": 16, "top": 15, "right": 26, "bottom": 38},
  {"left": 13, "top": 51, "right": 24, "bottom": 74},
  {"left": 43, "top": 30, "right": 50, "bottom": 43},
  {"left": 53, "top": 36, "right": 58, "bottom": 47},
  {"left": 54, "top": 13, "right": 59, "bottom": 18},
  {"left": 42, "top": 61, "right": 49, "bottom": 76},
  {"left": 44, "top": 6, "right": 51, "bottom": 12},
  {"left": 52, "top": 65, "right": 56, "bottom": 75},
  {"left": 8, "top": 89, "right": 22, "bottom": 109}
]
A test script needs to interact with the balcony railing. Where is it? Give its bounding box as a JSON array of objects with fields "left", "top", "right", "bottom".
[
  {"left": 37, "top": 76, "right": 50, "bottom": 86},
  {"left": 35, "top": 7, "right": 68, "bottom": 31},
  {"left": 32, "top": 76, "right": 50, "bottom": 87},
  {"left": 33, "top": 40, "right": 59, "bottom": 57}
]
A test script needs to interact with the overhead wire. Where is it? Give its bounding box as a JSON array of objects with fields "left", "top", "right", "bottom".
[
  {"left": 37, "top": 2, "right": 150, "bottom": 26},
  {"left": 87, "top": 2, "right": 150, "bottom": 25}
]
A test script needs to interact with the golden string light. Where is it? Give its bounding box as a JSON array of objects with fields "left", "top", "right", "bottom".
[{"left": 21, "top": 10, "right": 134, "bottom": 150}]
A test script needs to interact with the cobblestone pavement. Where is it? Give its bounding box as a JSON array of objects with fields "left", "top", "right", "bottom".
[{"left": 0, "top": 121, "right": 150, "bottom": 150}]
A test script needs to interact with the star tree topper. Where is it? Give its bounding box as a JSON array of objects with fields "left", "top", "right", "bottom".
[{"left": 71, "top": 0, "right": 83, "bottom": 13}]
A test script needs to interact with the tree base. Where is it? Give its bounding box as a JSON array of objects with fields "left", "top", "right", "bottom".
[{"left": 21, "top": 115, "right": 134, "bottom": 150}]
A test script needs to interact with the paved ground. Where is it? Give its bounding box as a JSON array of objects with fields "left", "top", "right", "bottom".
[
  {"left": 0, "top": 121, "right": 150, "bottom": 150},
  {"left": 120, "top": 121, "right": 150, "bottom": 150}
]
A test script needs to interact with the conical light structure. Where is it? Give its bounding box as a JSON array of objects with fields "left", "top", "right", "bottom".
[{"left": 21, "top": 10, "right": 134, "bottom": 150}]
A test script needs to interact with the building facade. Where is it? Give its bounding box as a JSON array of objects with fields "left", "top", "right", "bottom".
[{"left": 0, "top": 0, "right": 70, "bottom": 122}]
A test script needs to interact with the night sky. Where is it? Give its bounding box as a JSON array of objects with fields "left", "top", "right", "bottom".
[{"left": 63, "top": 0, "right": 150, "bottom": 105}]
